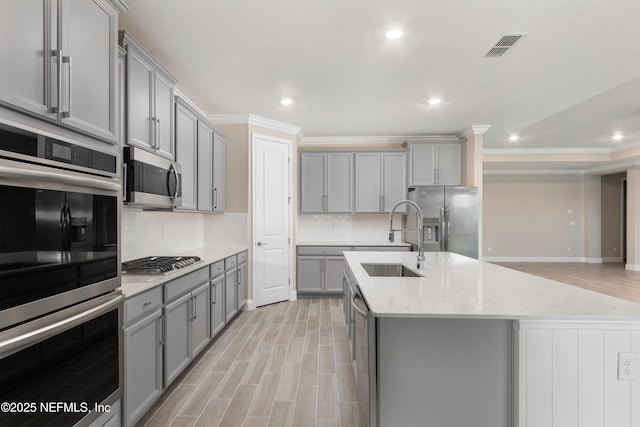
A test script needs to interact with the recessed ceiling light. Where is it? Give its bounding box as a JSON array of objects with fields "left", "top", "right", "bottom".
[
  {"left": 280, "top": 98, "right": 293, "bottom": 106},
  {"left": 427, "top": 97, "right": 442, "bottom": 105},
  {"left": 613, "top": 132, "right": 624, "bottom": 141},
  {"left": 385, "top": 29, "right": 404, "bottom": 40},
  {"left": 509, "top": 134, "right": 519, "bottom": 142}
]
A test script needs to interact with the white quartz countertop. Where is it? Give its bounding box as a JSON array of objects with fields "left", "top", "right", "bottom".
[
  {"left": 344, "top": 251, "right": 640, "bottom": 320},
  {"left": 297, "top": 241, "right": 411, "bottom": 247},
  {"left": 121, "top": 247, "right": 247, "bottom": 297}
]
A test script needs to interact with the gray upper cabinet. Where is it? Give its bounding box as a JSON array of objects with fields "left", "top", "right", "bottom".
[
  {"left": 120, "top": 31, "right": 177, "bottom": 158},
  {"left": 197, "top": 122, "right": 225, "bottom": 213},
  {"left": 212, "top": 131, "right": 225, "bottom": 212},
  {"left": 354, "top": 152, "right": 407, "bottom": 213},
  {"left": 197, "top": 120, "right": 214, "bottom": 212},
  {"left": 174, "top": 98, "right": 198, "bottom": 211},
  {"left": 300, "top": 152, "right": 353, "bottom": 213},
  {"left": 407, "top": 141, "right": 461, "bottom": 186},
  {"left": 0, "top": 0, "right": 119, "bottom": 143}
]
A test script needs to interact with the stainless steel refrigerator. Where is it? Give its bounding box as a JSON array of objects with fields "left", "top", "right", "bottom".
[{"left": 406, "top": 186, "right": 478, "bottom": 259}]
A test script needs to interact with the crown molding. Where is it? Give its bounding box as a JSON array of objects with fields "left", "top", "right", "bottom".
[
  {"left": 110, "top": 0, "right": 129, "bottom": 12},
  {"left": 299, "top": 135, "right": 461, "bottom": 146},
  {"left": 460, "top": 125, "right": 491, "bottom": 139},
  {"left": 207, "top": 114, "right": 302, "bottom": 136},
  {"left": 483, "top": 146, "right": 612, "bottom": 155}
]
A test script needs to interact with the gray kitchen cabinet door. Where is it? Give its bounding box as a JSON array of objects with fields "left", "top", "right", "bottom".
[
  {"left": 197, "top": 121, "right": 214, "bottom": 212},
  {"left": 354, "top": 153, "right": 382, "bottom": 213},
  {"left": 381, "top": 152, "right": 407, "bottom": 212},
  {"left": 164, "top": 293, "right": 191, "bottom": 385},
  {"left": 408, "top": 143, "right": 437, "bottom": 186},
  {"left": 297, "top": 256, "right": 324, "bottom": 293},
  {"left": 300, "top": 153, "right": 326, "bottom": 212},
  {"left": 125, "top": 46, "right": 155, "bottom": 151},
  {"left": 0, "top": 1, "right": 56, "bottom": 120},
  {"left": 210, "top": 275, "right": 225, "bottom": 338},
  {"left": 190, "top": 282, "right": 210, "bottom": 358},
  {"left": 60, "top": 0, "right": 118, "bottom": 143},
  {"left": 124, "top": 309, "right": 163, "bottom": 427},
  {"left": 154, "top": 72, "right": 175, "bottom": 159},
  {"left": 175, "top": 99, "right": 198, "bottom": 211},
  {"left": 212, "top": 131, "right": 225, "bottom": 212},
  {"left": 324, "top": 256, "right": 345, "bottom": 293},
  {"left": 435, "top": 143, "right": 461, "bottom": 185},
  {"left": 225, "top": 269, "right": 238, "bottom": 322},
  {"left": 327, "top": 152, "right": 353, "bottom": 212},
  {"left": 237, "top": 263, "right": 247, "bottom": 310}
]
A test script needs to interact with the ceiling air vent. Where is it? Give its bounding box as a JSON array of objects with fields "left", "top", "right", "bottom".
[{"left": 485, "top": 33, "right": 526, "bottom": 57}]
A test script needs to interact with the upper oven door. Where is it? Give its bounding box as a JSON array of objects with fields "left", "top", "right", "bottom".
[{"left": 0, "top": 158, "right": 120, "bottom": 330}]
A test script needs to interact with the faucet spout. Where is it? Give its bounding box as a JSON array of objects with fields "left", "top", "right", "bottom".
[{"left": 388, "top": 200, "right": 425, "bottom": 270}]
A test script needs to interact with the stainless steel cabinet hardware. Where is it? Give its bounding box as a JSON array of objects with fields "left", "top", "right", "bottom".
[{"left": 61, "top": 56, "right": 71, "bottom": 118}]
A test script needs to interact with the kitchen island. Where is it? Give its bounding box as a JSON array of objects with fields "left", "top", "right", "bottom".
[{"left": 344, "top": 251, "right": 640, "bottom": 427}]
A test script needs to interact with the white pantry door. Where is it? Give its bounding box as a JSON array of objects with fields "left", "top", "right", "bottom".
[{"left": 253, "top": 134, "right": 291, "bottom": 307}]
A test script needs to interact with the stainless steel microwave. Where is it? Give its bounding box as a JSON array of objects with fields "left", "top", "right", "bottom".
[{"left": 123, "top": 146, "right": 182, "bottom": 209}]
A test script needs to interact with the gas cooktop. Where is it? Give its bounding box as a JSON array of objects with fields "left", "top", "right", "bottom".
[{"left": 122, "top": 256, "right": 202, "bottom": 275}]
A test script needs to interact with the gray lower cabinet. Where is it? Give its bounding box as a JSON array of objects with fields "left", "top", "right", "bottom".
[
  {"left": 238, "top": 261, "right": 247, "bottom": 310},
  {"left": 210, "top": 273, "right": 225, "bottom": 337},
  {"left": 123, "top": 286, "right": 164, "bottom": 427},
  {"left": 164, "top": 281, "right": 210, "bottom": 385},
  {"left": 298, "top": 245, "right": 411, "bottom": 296},
  {"left": 225, "top": 268, "right": 238, "bottom": 322},
  {"left": 123, "top": 309, "right": 163, "bottom": 427}
]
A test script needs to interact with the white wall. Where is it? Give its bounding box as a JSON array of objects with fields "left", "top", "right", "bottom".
[{"left": 483, "top": 173, "right": 586, "bottom": 261}]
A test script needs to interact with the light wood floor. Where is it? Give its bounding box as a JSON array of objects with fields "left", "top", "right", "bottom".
[
  {"left": 135, "top": 298, "right": 362, "bottom": 427},
  {"left": 493, "top": 262, "right": 640, "bottom": 304}
]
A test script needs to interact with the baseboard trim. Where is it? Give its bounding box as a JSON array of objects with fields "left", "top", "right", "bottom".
[
  {"left": 290, "top": 290, "right": 297, "bottom": 301},
  {"left": 625, "top": 264, "right": 640, "bottom": 271},
  {"left": 484, "top": 256, "right": 590, "bottom": 263},
  {"left": 602, "top": 257, "right": 623, "bottom": 263},
  {"left": 245, "top": 299, "right": 255, "bottom": 311}
]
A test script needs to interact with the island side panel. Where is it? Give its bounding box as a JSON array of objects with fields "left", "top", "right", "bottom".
[{"left": 377, "top": 317, "right": 514, "bottom": 427}]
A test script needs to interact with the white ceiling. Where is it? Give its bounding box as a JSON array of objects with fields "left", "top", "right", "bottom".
[{"left": 119, "top": 0, "right": 640, "bottom": 156}]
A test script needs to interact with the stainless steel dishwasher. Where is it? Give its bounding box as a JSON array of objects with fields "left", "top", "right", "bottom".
[{"left": 351, "top": 286, "right": 378, "bottom": 427}]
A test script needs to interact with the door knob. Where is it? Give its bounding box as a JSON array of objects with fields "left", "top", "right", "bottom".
[{"left": 257, "top": 241, "right": 267, "bottom": 246}]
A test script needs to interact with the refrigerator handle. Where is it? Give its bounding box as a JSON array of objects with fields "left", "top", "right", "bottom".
[
  {"left": 439, "top": 206, "right": 445, "bottom": 252},
  {"left": 444, "top": 205, "right": 450, "bottom": 252}
]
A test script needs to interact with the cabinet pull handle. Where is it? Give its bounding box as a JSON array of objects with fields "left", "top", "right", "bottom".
[
  {"left": 213, "top": 188, "right": 217, "bottom": 209},
  {"left": 211, "top": 283, "right": 216, "bottom": 304},
  {"left": 158, "top": 316, "right": 164, "bottom": 346},
  {"left": 52, "top": 50, "right": 62, "bottom": 113},
  {"left": 156, "top": 118, "right": 161, "bottom": 149},
  {"left": 192, "top": 297, "right": 197, "bottom": 320},
  {"left": 61, "top": 56, "right": 71, "bottom": 118},
  {"left": 143, "top": 301, "right": 152, "bottom": 307}
]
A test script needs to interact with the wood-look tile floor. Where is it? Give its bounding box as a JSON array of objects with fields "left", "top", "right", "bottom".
[
  {"left": 135, "top": 298, "right": 363, "bottom": 427},
  {"left": 493, "top": 262, "right": 640, "bottom": 304}
]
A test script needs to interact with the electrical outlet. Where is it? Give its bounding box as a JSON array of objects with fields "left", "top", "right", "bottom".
[{"left": 618, "top": 353, "right": 638, "bottom": 381}]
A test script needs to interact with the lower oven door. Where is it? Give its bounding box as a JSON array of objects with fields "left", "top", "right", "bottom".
[{"left": 0, "top": 292, "right": 123, "bottom": 427}]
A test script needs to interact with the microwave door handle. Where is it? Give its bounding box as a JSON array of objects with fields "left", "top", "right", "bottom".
[{"left": 169, "top": 163, "right": 180, "bottom": 201}]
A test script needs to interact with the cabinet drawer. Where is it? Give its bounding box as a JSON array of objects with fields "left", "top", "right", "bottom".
[
  {"left": 224, "top": 255, "right": 237, "bottom": 271},
  {"left": 210, "top": 260, "right": 225, "bottom": 278},
  {"left": 124, "top": 286, "right": 163, "bottom": 324},
  {"left": 297, "top": 246, "right": 352, "bottom": 256},
  {"left": 237, "top": 251, "right": 247, "bottom": 265},
  {"left": 164, "top": 267, "right": 210, "bottom": 302}
]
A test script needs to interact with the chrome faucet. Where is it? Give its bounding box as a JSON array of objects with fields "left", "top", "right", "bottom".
[{"left": 389, "top": 200, "right": 425, "bottom": 270}]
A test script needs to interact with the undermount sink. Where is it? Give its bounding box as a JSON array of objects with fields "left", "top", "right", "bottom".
[{"left": 361, "top": 263, "right": 423, "bottom": 278}]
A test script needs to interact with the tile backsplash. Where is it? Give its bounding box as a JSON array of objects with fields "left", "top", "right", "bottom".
[
  {"left": 296, "top": 214, "right": 402, "bottom": 242},
  {"left": 121, "top": 209, "right": 249, "bottom": 261}
]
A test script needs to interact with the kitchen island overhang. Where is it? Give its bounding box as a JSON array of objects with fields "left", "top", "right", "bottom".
[{"left": 344, "top": 251, "right": 640, "bottom": 427}]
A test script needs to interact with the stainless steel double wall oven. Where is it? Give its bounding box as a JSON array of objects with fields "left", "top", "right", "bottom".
[{"left": 0, "top": 124, "right": 122, "bottom": 426}]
